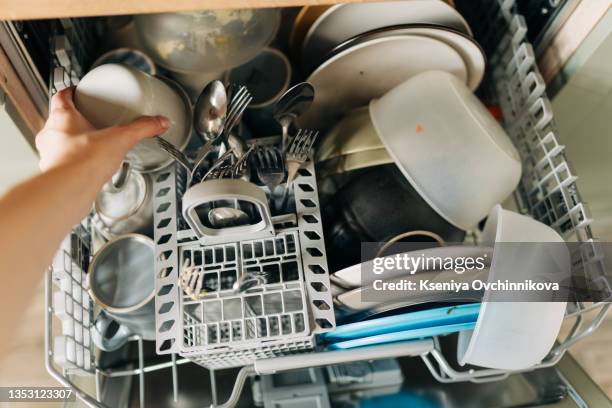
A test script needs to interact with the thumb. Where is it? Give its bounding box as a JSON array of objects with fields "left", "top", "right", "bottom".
[
  {"left": 50, "top": 86, "right": 77, "bottom": 112},
  {"left": 104, "top": 115, "right": 171, "bottom": 146}
]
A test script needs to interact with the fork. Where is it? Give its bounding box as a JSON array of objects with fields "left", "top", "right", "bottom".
[
  {"left": 201, "top": 148, "right": 236, "bottom": 181},
  {"left": 190, "top": 86, "right": 252, "bottom": 184},
  {"left": 254, "top": 145, "right": 285, "bottom": 195},
  {"left": 285, "top": 129, "right": 319, "bottom": 185},
  {"left": 233, "top": 269, "right": 271, "bottom": 293},
  {"left": 222, "top": 85, "right": 253, "bottom": 140},
  {"left": 230, "top": 144, "right": 255, "bottom": 179},
  {"left": 155, "top": 136, "right": 192, "bottom": 172},
  {"left": 179, "top": 258, "right": 206, "bottom": 301}
]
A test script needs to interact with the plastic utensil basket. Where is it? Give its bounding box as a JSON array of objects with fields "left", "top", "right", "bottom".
[{"left": 152, "top": 153, "right": 336, "bottom": 369}]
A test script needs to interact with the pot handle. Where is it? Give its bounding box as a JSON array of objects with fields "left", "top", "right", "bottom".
[{"left": 91, "top": 310, "right": 132, "bottom": 352}]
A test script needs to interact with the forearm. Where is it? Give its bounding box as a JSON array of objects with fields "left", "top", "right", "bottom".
[
  {"left": 0, "top": 87, "right": 168, "bottom": 354},
  {"left": 0, "top": 157, "right": 106, "bottom": 347}
]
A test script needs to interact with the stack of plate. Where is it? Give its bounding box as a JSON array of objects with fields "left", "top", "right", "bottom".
[{"left": 293, "top": 0, "right": 486, "bottom": 132}]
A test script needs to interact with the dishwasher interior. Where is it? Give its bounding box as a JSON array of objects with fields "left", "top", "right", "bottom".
[{"left": 2, "top": 0, "right": 611, "bottom": 406}]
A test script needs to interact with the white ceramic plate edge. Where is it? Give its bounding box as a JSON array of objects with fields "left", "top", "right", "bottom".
[
  {"left": 300, "top": 35, "right": 467, "bottom": 130},
  {"left": 302, "top": 0, "right": 473, "bottom": 69}
]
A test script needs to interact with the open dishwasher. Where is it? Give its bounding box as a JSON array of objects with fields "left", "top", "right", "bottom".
[{"left": 1, "top": 0, "right": 611, "bottom": 407}]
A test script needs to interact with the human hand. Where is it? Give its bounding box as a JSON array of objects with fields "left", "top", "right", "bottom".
[{"left": 35, "top": 87, "right": 169, "bottom": 179}]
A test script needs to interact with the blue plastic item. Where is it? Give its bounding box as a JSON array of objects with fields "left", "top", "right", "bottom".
[
  {"left": 327, "top": 322, "right": 476, "bottom": 350},
  {"left": 322, "top": 303, "right": 480, "bottom": 343}
]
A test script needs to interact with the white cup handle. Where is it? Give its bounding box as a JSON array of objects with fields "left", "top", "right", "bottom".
[{"left": 91, "top": 311, "right": 131, "bottom": 352}]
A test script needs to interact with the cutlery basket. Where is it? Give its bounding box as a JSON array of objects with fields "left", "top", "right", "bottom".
[
  {"left": 153, "top": 154, "right": 336, "bottom": 369},
  {"left": 38, "top": 0, "right": 611, "bottom": 406}
]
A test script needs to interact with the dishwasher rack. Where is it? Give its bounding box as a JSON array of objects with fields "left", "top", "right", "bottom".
[
  {"left": 42, "top": 0, "right": 611, "bottom": 407},
  {"left": 152, "top": 152, "right": 336, "bottom": 370}
]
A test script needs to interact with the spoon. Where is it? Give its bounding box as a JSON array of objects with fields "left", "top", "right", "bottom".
[
  {"left": 194, "top": 80, "right": 227, "bottom": 140},
  {"left": 273, "top": 82, "right": 315, "bottom": 151},
  {"left": 208, "top": 207, "right": 250, "bottom": 228}
]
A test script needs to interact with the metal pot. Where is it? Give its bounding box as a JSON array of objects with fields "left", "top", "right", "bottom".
[
  {"left": 134, "top": 9, "right": 281, "bottom": 74},
  {"left": 88, "top": 234, "right": 156, "bottom": 351},
  {"left": 93, "top": 165, "right": 153, "bottom": 239}
]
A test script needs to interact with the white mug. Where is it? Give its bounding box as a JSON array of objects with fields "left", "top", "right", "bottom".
[{"left": 75, "top": 63, "right": 192, "bottom": 172}]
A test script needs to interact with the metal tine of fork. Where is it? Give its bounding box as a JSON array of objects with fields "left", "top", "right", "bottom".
[
  {"left": 223, "top": 86, "right": 249, "bottom": 131},
  {"left": 224, "top": 94, "right": 252, "bottom": 138},
  {"left": 274, "top": 145, "right": 284, "bottom": 168},
  {"left": 288, "top": 129, "right": 306, "bottom": 155},
  {"left": 155, "top": 136, "right": 192, "bottom": 171},
  {"left": 219, "top": 96, "right": 249, "bottom": 144},
  {"left": 229, "top": 85, "right": 249, "bottom": 111},
  {"left": 285, "top": 129, "right": 318, "bottom": 185},
  {"left": 266, "top": 147, "right": 276, "bottom": 168},
  {"left": 300, "top": 130, "right": 317, "bottom": 151},
  {"left": 189, "top": 87, "right": 249, "bottom": 184},
  {"left": 157, "top": 137, "right": 183, "bottom": 158},
  {"left": 226, "top": 83, "right": 243, "bottom": 104},
  {"left": 301, "top": 130, "right": 315, "bottom": 152},
  {"left": 202, "top": 148, "right": 236, "bottom": 181},
  {"left": 226, "top": 89, "right": 247, "bottom": 122},
  {"left": 219, "top": 164, "right": 234, "bottom": 179},
  {"left": 232, "top": 144, "right": 255, "bottom": 178},
  {"left": 303, "top": 130, "right": 319, "bottom": 155}
]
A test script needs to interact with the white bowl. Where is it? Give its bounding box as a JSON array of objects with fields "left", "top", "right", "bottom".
[
  {"left": 75, "top": 64, "right": 192, "bottom": 172},
  {"left": 369, "top": 70, "right": 521, "bottom": 230},
  {"left": 456, "top": 205, "right": 569, "bottom": 370}
]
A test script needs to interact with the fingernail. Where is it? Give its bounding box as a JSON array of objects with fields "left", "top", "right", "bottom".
[{"left": 158, "top": 116, "right": 171, "bottom": 129}]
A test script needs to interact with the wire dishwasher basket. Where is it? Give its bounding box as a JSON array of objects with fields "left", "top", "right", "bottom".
[{"left": 41, "top": 0, "right": 611, "bottom": 407}]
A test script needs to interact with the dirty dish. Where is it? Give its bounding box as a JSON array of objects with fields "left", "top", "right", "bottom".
[
  {"left": 325, "top": 24, "right": 485, "bottom": 90},
  {"left": 88, "top": 234, "right": 156, "bottom": 350},
  {"left": 318, "top": 148, "right": 393, "bottom": 177},
  {"left": 302, "top": 0, "right": 472, "bottom": 73},
  {"left": 456, "top": 205, "right": 570, "bottom": 370},
  {"left": 316, "top": 107, "right": 384, "bottom": 162},
  {"left": 289, "top": 5, "right": 332, "bottom": 58},
  {"left": 75, "top": 64, "right": 192, "bottom": 172},
  {"left": 370, "top": 71, "right": 521, "bottom": 230},
  {"left": 298, "top": 35, "right": 467, "bottom": 131},
  {"left": 91, "top": 48, "right": 157, "bottom": 75},
  {"left": 324, "top": 164, "right": 466, "bottom": 273},
  {"left": 226, "top": 47, "right": 292, "bottom": 109},
  {"left": 134, "top": 9, "right": 281, "bottom": 74}
]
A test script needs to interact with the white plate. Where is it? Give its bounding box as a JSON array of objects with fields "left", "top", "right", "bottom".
[
  {"left": 298, "top": 35, "right": 467, "bottom": 131},
  {"left": 302, "top": 0, "right": 472, "bottom": 72},
  {"left": 325, "top": 24, "right": 485, "bottom": 91},
  {"left": 331, "top": 245, "right": 494, "bottom": 290}
]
